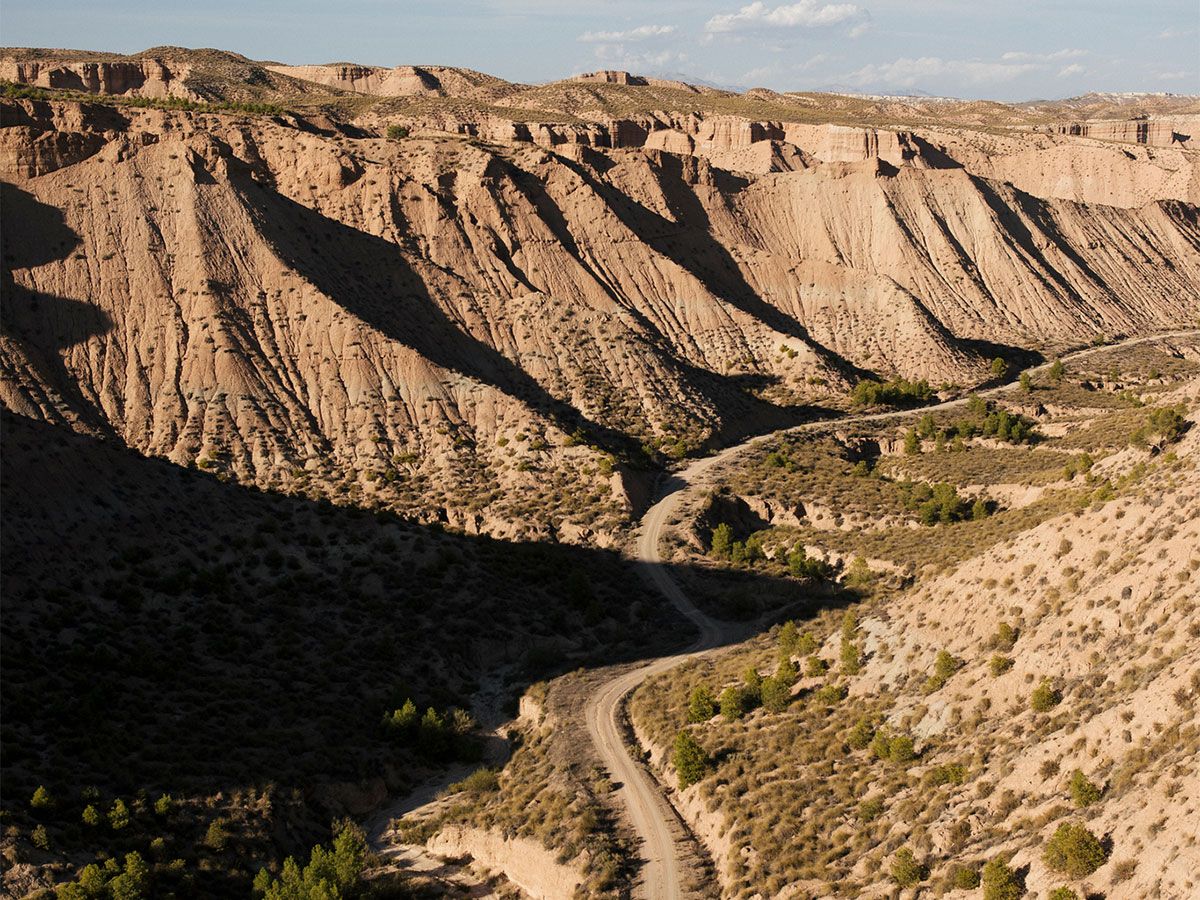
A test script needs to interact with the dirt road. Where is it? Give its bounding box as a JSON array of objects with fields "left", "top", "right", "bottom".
[{"left": 585, "top": 330, "right": 1199, "bottom": 899}]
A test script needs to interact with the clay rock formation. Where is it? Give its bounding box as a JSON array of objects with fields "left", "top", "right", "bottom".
[
  {"left": 2, "top": 82, "right": 1199, "bottom": 542},
  {"left": 264, "top": 63, "right": 510, "bottom": 99},
  {"left": 0, "top": 57, "right": 199, "bottom": 99}
]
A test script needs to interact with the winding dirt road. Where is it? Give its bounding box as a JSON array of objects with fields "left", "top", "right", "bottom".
[{"left": 584, "top": 330, "right": 1200, "bottom": 900}]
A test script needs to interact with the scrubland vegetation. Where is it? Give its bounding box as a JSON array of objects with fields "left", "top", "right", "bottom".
[{"left": 628, "top": 338, "right": 1200, "bottom": 898}]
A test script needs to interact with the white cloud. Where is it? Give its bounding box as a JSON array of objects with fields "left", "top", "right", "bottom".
[
  {"left": 1158, "top": 27, "right": 1196, "bottom": 39},
  {"left": 706, "top": 1, "right": 862, "bottom": 33},
  {"left": 845, "top": 56, "right": 1041, "bottom": 89},
  {"left": 1155, "top": 69, "right": 1192, "bottom": 81},
  {"left": 591, "top": 43, "right": 688, "bottom": 72},
  {"left": 1001, "top": 48, "right": 1085, "bottom": 62},
  {"left": 1057, "top": 63, "right": 1086, "bottom": 78},
  {"left": 578, "top": 24, "right": 676, "bottom": 43}
]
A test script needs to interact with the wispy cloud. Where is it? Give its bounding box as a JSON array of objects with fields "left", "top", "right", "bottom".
[
  {"left": 1158, "top": 27, "right": 1196, "bottom": 39},
  {"left": 706, "top": 1, "right": 862, "bottom": 33},
  {"left": 578, "top": 24, "right": 676, "bottom": 43},
  {"left": 1001, "top": 48, "right": 1086, "bottom": 62},
  {"left": 845, "top": 56, "right": 1041, "bottom": 89},
  {"left": 1057, "top": 63, "right": 1086, "bottom": 78}
]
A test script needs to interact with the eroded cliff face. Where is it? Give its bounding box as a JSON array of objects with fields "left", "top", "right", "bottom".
[
  {"left": 0, "top": 58, "right": 200, "bottom": 100},
  {"left": 2, "top": 97, "right": 1199, "bottom": 542}
]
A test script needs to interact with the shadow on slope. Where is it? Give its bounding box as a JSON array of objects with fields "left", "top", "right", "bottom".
[
  {"left": 229, "top": 174, "right": 645, "bottom": 461},
  {"left": 1, "top": 413, "right": 842, "bottom": 804},
  {"left": 0, "top": 182, "right": 114, "bottom": 431}
]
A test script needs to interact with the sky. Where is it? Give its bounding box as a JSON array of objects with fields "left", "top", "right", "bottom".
[{"left": 2, "top": 0, "right": 1198, "bottom": 100}]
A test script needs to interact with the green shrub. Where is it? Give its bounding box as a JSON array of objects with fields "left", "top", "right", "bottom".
[
  {"left": 205, "top": 818, "right": 230, "bottom": 852},
  {"left": 850, "top": 377, "right": 933, "bottom": 407},
  {"left": 687, "top": 685, "right": 716, "bottom": 723},
  {"left": 847, "top": 716, "right": 875, "bottom": 750},
  {"left": 154, "top": 794, "right": 173, "bottom": 816},
  {"left": 891, "top": 847, "right": 927, "bottom": 886},
  {"left": 761, "top": 676, "right": 791, "bottom": 712},
  {"left": 32, "top": 824, "right": 49, "bottom": 850},
  {"left": 1031, "top": 679, "right": 1062, "bottom": 713},
  {"left": 981, "top": 857, "right": 1021, "bottom": 900},
  {"left": 1068, "top": 769, "right": 1101, "bottom": 807},
  {"left": 951, "top": 865, "right": 981, "bottom": 889},
  {"left": 385, "top": 124, "right": 411, "bottom": 140},
  {"left": 787, "top": 545, "right": 833, "bottom": 580},
  {"left": 82, "top": 804, "right": 101, "bottom": 827},
  {"left": 1048, "top": 889, "right": 1079, "bottom": 900},
  {"left": 450, "top": 767, "right": 500, "bottom": 795},
  {"left": 796, "top": 631, "right": 819, "bottom": 656},
  {"left": 255, "top": 824, "right": 366, "bottom": 899},
  {"left": 109, "top": 799, "right": 130, "bottom": 831},
  {"left": 710, "top": 523, "right": 734, "bottom": 560},
  {"left": 929, "top": 763, "right": 968, "bottom": 786},
  {"left": 813, "top": 682, "right": 847, "bottom": 705},
  {"left": 1049, "top": 358, "right": 1065, "bottom": 382},
  {"left": 673, "top": 730, "right": 709, "bottom": 789},
  {"left": 1043, "top": 822, "right": 1108, "bottom": 878},
  {"left": 889, "top": 734, "right": 917, "bottom": 764},
  {"left": 30, "top": 785, "right": 53, "bottom": 810},
  {"left": 719, "top": 686, "right": 749, "bottom": 720},
  {"left": 777, "top": 621, "right": 799, "bottom": 656},
  {"left": 840, "top": 638, "right": 861, "bottom": 674}
]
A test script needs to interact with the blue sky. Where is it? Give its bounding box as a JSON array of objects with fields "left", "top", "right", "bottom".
[{"left": 2, "top": 0, "right": 1197, "bottom": 99}]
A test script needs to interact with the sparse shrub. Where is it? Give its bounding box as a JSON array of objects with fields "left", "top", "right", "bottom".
[
  {"left": 993, "top": 621, "right": 1017, "bottom": 651},
  {"left": 1043, "top": 822, "right": 1108, "bottom": 878},
  {"left": 673, "top": 730, "right": 709, "bottom": 789},
  {"left": 989, "top": 654, "right": 1014, "bottom": 676},
  {"left": 981, "top": 856, "right": 1021, "bottom": 900},
  {"left": 796, "top": 631, "right": 819, "bottom": 656},
  {"left": 1049, "top": 358, "right": 1065, "bottom": 382},
  {"left": 991, "top": 357, "right": 1009, "bottom": 378},
  {"left": 1110, "top": 859, "right": 1136, "bottom": 884},
  {"left": 1047, "top": 889, "right": 1078, "bottom": 900},
  {"left": 891, "top": 847, "right": 927, "bottom": 887},
  {"left": 385, "top": 124, "right": 411, "bottom": 140},
  {"left": 1031, "top": 679, "right": 1062, "bottom": 713},
  {"left": 805, "top": 654, "right": 828, "bottom": 677},
  {"left": 1068, "top": 769, "right": 1101, "bottom": 807},
  {"left": 450, "top": 767, "right": 500, "bottom": 795},
  {"left": 31, "top": 824, "right": 49, "bottom": 850},
  {"left": 154, "top": 794, "right": 173, "bottom": 816},
  {"left": 858, "top": 797, "right": 885, "bottom": 821},
  {"left": 82, "top": 804, "right": 101, "bottom": 827}
]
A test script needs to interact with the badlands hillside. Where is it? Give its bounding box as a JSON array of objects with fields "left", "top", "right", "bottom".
[{"left": 1, "top": 45, "right": 1199, "bottom": 900}]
